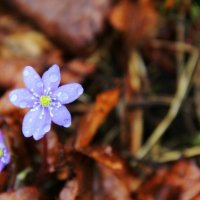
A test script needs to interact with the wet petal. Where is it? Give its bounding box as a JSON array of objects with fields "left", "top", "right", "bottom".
[
  {"left": 42, "top": 64, "right": 60, "bottom": 92},
  {"left": 23, "top": 66, "right": 44, "bottom": 95},
  {"left": 0, "top": 162, "right": 4, "bottom": 172},
  {"left": 53, "top": 83, "right": 83, "bottom": 104},
  {"left": 9, "top": 88, "right": 37, "bottom": 108},
  {"left": 0, "top": 131, "right": 4, "bottom": 143},
  {"left": 2, "top": 149, "right": 10, "bottom": 164},
  {"left": 50, "top": 105, "right": 71, "bottom": 128},
  {"left": 22, "top": 107, "right": 51, "bottom": 140}
]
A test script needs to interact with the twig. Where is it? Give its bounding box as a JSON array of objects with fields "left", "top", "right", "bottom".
[
  {"left": 153, "top": 146, "right": 200, "bottom": 163},
  {"left": 136, "top": 41, "right": 199, "bottom": 159},
  {"left": 127, "top": 95, "right": 173, "bottom": 108},
  {"left": 128, "top": 51, "right": 147, "bottom": 154},
  {"left": 176, "top": 4, "right": 185, "bottom": 78},
  {"left": 35, "top": 135, "right": 48, "bottom": 185}
]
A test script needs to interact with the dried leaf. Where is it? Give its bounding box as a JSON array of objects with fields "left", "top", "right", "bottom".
[
  {"left": 136, "top": 160, "right": 200, "bottom": 200},
  {"left": 82, "top": 146, "right": 125, "bottom": 171},
  {"left": 61, "top": 60, "right": 96, "bottom": 84},
  {"left": 59, "top": 153, "right": 94, "bottom": 200},
  {"left": 165, "top": 0, "right": 176, "bottom": 10},
  {"left": 0, "top": 13, "right": 62, "bottom": 88},
  {"left": 97, "top": 165, "right": 132, "bottom": 200},
  {"left": 59, "top": 179, "right": 79, "bottom": 200},
  {"left": 45, "top": 130, "right": 63, "bottom": 173},
  {"left": 109, "top": 0, "right": 158, "bottom": 45},
  {"left": 75, "top": 88, "right": 120, "bottom": 149},
  {"left": 10, "top": 0, "right": 112, "bottom": 53},
  {"left": 0, "top": 187, "right": 41, "bottom": 200}
]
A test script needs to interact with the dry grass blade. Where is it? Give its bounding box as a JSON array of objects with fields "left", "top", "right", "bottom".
[
  {"left": 153, "top": 146, "right": 200, "bottom": 163},
  {"left": 128, "top": 51, "right": 147, "bottom": 154},
  {"left": 136, "top": 41, "right": 199, "bottom": 159}
]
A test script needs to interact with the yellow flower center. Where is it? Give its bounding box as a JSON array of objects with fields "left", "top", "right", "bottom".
[
  {"left": 0, "top": 148, "right": 4, "bottom": 157},
  {"left": 40, "top": 95, "right": 51, "bottom": 107}
]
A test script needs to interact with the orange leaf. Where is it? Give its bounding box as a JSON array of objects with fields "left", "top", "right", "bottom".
[
  {"left": 109, "top": 0, "right": 158, "bottom": 45},
  {"left": 75, "top": 88, "right": 120, "bottom": 149},
  {"left": 165, "top": 0, "right": 175, "bottom": 10}
]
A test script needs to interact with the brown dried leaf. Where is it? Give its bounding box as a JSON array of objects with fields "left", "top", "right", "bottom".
[
  {"left": 59, "top": 153, "right": 94, "bottom": 200},
  {"left": 45, "top": 130, "right": 63, "bottom": 173},
  {"left": 59, "top": 179, "right": 79, "bottom": 200},
  {"left": 83, "top": 146, "right": 141, "bottom": 199},
  {"left": 0, "top": 187, "right": 41, "bottom": 200},
  {"left": 165, "top": 0, "right": 176, "bottom": 10},
  {"left": 97, "top": 165, "right": 132, "bottom": 200},
  {"left": 61, "top": 59, "right": 96, "bottom": 84},
  {"left": 109, "top": 0, "right": 158, "bottom": 45},
  {"left": 82, "top": 146, "right": 125, "bottom": 171},
  {"left": 136, "top": 160, "right": 200, "bottom": 200},
  {"left": 0, "top": 172, "right": 8, "bottom": 192},
  {"left": 10, "top": 0, "right": 112, "bottom": 53},
  {"left": 192, "top": 193, "right": 200, "bottom": 200},
  {"left": 0, "top": 13, "right": 63, "bottom": 89},
  {"left": 75, "top": 88, "right": 120, "bottom": 149}
]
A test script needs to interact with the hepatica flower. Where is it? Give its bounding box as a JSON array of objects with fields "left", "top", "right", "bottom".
[
  {"left": 0, "top": 131, "right": 10, "bottom": 172},
  {"left": 9, "top": 65, "right": 83, "bottom": 140}
]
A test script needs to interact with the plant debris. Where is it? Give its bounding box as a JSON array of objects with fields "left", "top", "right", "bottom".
[{"left": 0, "top": 0, "right": 200, "bottom": 199}]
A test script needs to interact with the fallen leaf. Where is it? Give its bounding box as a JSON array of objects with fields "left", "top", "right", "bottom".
[
  {"left": 82, "top": 146, "right": 125, "bottom": 171},
  {"left": 109, "top": 0, "right": 158, "bottom": 45},
  {"left": 0, "top": 187, "right": 41, "bottom": 200},
  {"left": 75, "top": 88, "right": 120, "bottom": 149},
  {"left": 61, "top": 59, "right": 96, "bottom": 84},
  {"left": 10, "top": 0, "right": 112, "bottom": 53},
  {"left": 136, "top": 160, "right": 200, "bottom": 200},
  {"left": 59, "top": 153, "right": 94, "bottom": 200},
  {"left": 96, "top": 165, "right": 132, "bottom": 200},
  {"left": 59, "top": 179, "right": 79, "bottom": 200}
]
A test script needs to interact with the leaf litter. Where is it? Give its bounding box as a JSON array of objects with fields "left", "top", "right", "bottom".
[{"left": 0, "top": 1, "right": 200, "bottom": 200}]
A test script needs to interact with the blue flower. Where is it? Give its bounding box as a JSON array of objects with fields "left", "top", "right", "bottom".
[
  {"left": 9, "top": 64, "right": 84, "bottom": 140},
  {"left": 0, "top": 131, "right": 10, "bottom": 172}
]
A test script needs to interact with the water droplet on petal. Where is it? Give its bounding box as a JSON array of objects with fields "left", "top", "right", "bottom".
[
  {"left": 10, "top": 94, "right": 17, "bottom": 102},
  {"left": 19, "top": 102, "right": 27, "bottom": 108},
  {"left": 62, "top": 93, "right": 69, "bottom": 101},
  {"left": 77, "top": 87, "right": 83, "bottom": 95},
  {"left": 23, "top": 69, "right": 29, "bottom": 76},
  {"left": 43, "top": 124, "right": 50, "bottom": 133},
  {"left": 57, "top": 92, "right": 62, "bottom": 97},
  {"left": 50, "top": 74, "right": 59, "bottom": 82}
]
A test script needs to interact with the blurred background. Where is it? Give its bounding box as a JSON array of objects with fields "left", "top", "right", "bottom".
[{"left": 0, "top": 0, "right": 200, "bottom": 199}]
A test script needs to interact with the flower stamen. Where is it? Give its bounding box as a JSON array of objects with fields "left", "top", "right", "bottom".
[
  {"left": 0, "top": 148, "right": 3, "bottom": 157},
  {"left": 40, "top": 95, "right": 51, "bottom": 107}
]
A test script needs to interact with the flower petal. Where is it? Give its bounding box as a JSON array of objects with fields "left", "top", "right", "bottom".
[
  {"left": 2, "top": 149, "right": 10, "bottom": 164},
  {"left": 22, "top": 107, "right": 51, "bottom": 140},
  {"left": 23, "top": 66, "right": 44, "bottom": 95},
  {"left": 42, "top": 64, "right": 60, "bottom": 92},
  {"left": 53, "top": 83, "right": 83, "bottom": 104},
  {"left": 50, "top": 105, "right": 71, "bottom": 128},
  {"left": 9, "top": 88, "right": 37, "bottom": 108},
  {"left": 0, "top": 131, "right": 4, "bottom": 143},
  {"left": 0, "top": 162, "right": 4, "bottom": 172}
]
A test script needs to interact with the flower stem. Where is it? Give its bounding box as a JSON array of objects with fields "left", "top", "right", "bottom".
[{"left": 36, "top": 135, "right": 48, "bottom": 185}]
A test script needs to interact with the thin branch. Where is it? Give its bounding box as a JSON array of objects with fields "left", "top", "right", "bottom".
[
  {"left": 136, "top": 42, "right": 199, "bottom": 159},
  {"left": 153, "top": 146, "right": 200, "bottom": 163}
]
